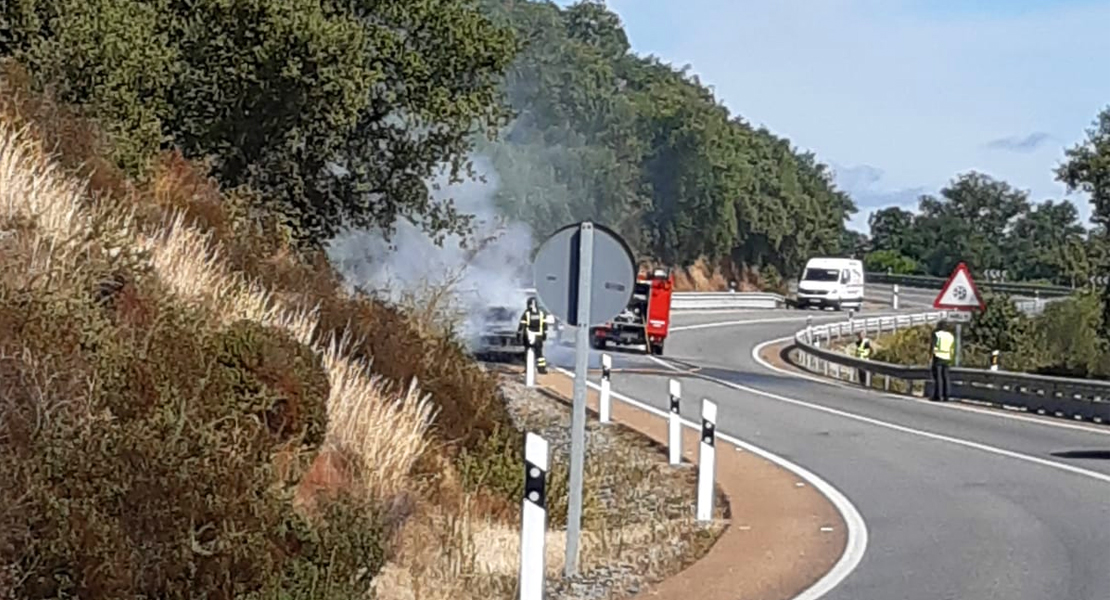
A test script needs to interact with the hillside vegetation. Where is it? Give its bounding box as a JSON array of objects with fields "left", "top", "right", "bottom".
[
  {"left": 870, "top": 293, "right": 1110, "bottom": 380},
  {"left": 1, "top": 0, "right": 862, "bottom": 596},
  {"left": 476, "top": 0, "right": 857, "bottom": 282}
]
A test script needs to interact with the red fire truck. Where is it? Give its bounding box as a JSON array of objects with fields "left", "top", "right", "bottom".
[{"left": 590, "top": 267, "right": 674, "bottom": 355}]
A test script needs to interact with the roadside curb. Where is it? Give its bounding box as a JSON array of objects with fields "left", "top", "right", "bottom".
[{"left": 537, "top": 371, "right": 847, "bottom": 600}]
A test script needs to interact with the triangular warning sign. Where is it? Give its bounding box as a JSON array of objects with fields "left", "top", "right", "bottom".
[{"left": 934, "top": 262, "right": 985, "bottom": 310}]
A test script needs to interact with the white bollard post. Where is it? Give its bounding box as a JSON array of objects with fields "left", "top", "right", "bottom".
[
  {"left": 519, "top": 432, "right": 548, "bottom": 600},
  {"left": 990, "top": 350, "right": 999, "bottom": 371},
  {"left": 668, "top": 379, "right": 682, "bottom": 465},
  {"left": 599, "top": 354, "right": 612, "bottom": 424},
  {"left": 525, "top": 346, "right": 536, "bottom": 388},
  {"left": 696, "top": 398, "right": 717, "bottom": 522},
  {"left": 892, "top": 284, "right": 900, "bottom": 309}
]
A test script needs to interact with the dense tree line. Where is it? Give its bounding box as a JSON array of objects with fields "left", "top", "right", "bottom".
[
  {"left": 864, "top": 173, "right": 1100, "bottom": 286},
  {"left": 2, "top": 0, "right": 859, "bottom": 278},
  {"left": 476, "top": 0, "right": 856, "bottom": 276}
]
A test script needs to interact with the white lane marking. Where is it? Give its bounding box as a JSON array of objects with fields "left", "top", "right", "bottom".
[
  {"left": 552, "top": 366, "right": 869, "bottom": 600},
  {"left": 645, "top": 355, "right": 1110, "bottom": 486},
  {"left": 751, "top": 335, "right": 1110, "bottom": 438}
]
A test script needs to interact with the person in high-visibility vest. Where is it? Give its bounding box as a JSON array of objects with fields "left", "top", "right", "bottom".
[
  {"left": 519, "top": 297, "right": 549, "bottom": 374},
  {"left": 853, "top": 332, "right": 872, "bottom": 386},
  {"left": 931, "top": 321, "right": 955, "bottom": 401}
]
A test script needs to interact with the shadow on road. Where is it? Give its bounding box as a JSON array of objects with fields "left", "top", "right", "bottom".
[{"left": 1050, "top": 450, "right": 1110, "bottom": 460}]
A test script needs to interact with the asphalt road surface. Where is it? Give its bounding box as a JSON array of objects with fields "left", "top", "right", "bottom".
[{"left": 548, "top": 305, "right": 1110, "bottom": 600}]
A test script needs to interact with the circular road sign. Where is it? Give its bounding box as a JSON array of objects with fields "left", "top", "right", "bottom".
[{"left": 532, "top": 222, "right": 636, "bottom": 327}]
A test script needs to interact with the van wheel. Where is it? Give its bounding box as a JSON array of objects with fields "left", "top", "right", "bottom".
[{"left": 832, "top": 301, "right": 843, "bottom": 311}]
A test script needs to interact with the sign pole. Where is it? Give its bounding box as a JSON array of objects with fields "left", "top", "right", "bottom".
[
  {"left": 530, "top": 219, "right": 635, "bottom": 579},
  {"left": 954, "top": 322, "right": 962, "bottom": 367},
  {"left": 565, "top": 222, "right": 594, "bottom": 577}
]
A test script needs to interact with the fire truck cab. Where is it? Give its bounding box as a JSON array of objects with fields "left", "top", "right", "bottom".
[{"left": 590, "top": 267, "right": 674, "bottom": 356}]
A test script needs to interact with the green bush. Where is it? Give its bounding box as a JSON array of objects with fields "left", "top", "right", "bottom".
[
  {"left": 0, "top": 274, "right": 387, "bottom": 598},
  {"left": 1029, "top": 290, "right": 1109, "bottom": 378},
  {"left": 454, "top": 422, "right": 600, "bottom": 530},
  {"left": 871, "top": 326, "right": 933, "bottom": 366}
]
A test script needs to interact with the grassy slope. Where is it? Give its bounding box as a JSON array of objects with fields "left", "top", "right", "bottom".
[{"left": 0, "top": 64, "right": 534, "bottom": 599}]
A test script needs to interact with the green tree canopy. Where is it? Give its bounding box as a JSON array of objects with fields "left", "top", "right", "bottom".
[
  {"left": 2, "top": 0, "right": 518, "bottom": 245},
  {"left": 477, "top": 0, "right": 854, "bottom": 276}
]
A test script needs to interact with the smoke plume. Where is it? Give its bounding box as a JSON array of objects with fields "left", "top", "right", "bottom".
[{"left": 325, "top": 155, "right": 534, "bottom": 350}]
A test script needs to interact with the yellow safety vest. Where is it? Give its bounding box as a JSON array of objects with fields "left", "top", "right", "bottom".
[
  {"left": 521, "top": 310, "right": 546, "bottom": 335},
  {"left": 855, "top": 340, "right": 872, "bottom": 360},
  {"left": 933, "top": 331, "right": 954, "bottom": 361}
]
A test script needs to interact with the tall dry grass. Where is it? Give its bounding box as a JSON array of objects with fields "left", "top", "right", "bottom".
[{"left": 0, "top": 119, "right": 435, "bottom": 498}]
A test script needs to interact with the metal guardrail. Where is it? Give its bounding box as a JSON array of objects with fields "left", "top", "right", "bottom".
[
  {"left": 670, "top": 292, "right": 785, "bottom": 310},
  {"left": 789, "top": 311, "right": 1110, "bottom": 423},
  {"left": 864, "top": 272, "right": 1074, "bottom": 298}
]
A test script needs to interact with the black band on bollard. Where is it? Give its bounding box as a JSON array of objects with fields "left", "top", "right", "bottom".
[
  {"left": 524, "top": 458, "right": 547, "bottom": 510},
  {"left": 701, "top": 418, "right": 715, "bottom": 447}
]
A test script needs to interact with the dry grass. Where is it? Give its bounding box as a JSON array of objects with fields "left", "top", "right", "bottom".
[
  {"left": 0, "top": 72, "right": 726, "bottom": 598},
  {"left": 0, "top": 119, "right": 435, "bottom": 499},
  {"left": 370, "top": 375, "right": 729, "bottom": 600}
]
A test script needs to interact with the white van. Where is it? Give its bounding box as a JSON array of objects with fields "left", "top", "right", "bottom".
[{"left": 795, "top": 257, "right": 865, "bottom": 311}]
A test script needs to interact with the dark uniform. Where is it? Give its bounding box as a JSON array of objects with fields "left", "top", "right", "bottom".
[{"left": 519, "top": 297, "right": 548, "bottom": 374}]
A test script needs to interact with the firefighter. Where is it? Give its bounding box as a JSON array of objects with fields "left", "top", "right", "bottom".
[
  {"left": 853, "top": 331, "right": 872, "bottom": 386},
  {"left": 519, "top": 297, "right": 548, "bottom": 374},
  {"left": 930, "top": 321, "right": 955, "bottom": 402}
]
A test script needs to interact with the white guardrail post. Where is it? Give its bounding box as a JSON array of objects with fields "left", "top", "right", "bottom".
[
  {"left": 668, "top": 378, "right": 682, "bottom": 465},
  {"left": 519, "top": 432, "right": 548, "bottom": 600},
  {"left": 696, "top": 398, "right": 717, "bottom": 522},
  {"left": 599, "top": 353, "right": 612, "bottom": 423}
]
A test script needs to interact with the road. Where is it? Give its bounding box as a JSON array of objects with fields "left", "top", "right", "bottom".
[{"left": 547, "top": 306, "right": 1110, "bottom": 600}]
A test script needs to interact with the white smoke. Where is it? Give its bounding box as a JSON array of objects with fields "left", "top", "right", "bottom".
[{"left": 325, "top": 155, "right": 535, "bottom": 349}]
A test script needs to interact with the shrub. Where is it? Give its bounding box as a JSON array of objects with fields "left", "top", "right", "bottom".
[
  {"left": 1029, "top": 290, "right": 1109, "bottom": 378},
  {"left": 0, "top": 272, "right": 387, "bottom": 598},
  {"left": 453, "top": 422, "right": 600, "bottom": 529}
]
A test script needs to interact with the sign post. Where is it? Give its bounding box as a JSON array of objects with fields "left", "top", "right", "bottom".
[
  {"left": 532, "top": 221, "right": 635, "bottom": 577},
  {"left": 933, "top": 262, "right": 985, "bottom": 367}
]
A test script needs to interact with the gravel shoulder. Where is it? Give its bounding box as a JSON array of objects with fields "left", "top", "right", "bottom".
[
  {"left": 529, "top": 365, "right": 847, "bottom": 600},
  {"left": 489, "top": 364, "right": 728, "bottom": 600}
]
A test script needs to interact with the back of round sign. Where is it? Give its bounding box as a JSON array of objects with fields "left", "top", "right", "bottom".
[{"left": 531, "top": 222, "right": 636, "bottom": 327}]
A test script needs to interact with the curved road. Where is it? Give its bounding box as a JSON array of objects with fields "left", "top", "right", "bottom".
[{"left": 549, "top": 306, "right": 1110, "bottom": 600}]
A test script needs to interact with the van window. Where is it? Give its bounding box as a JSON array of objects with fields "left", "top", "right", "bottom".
[
  {"left": 802, "top": 268, "right": 840, "bottom": 282},
  {"left": 840, "top": 270, "right": 850, "bottom": 283}
]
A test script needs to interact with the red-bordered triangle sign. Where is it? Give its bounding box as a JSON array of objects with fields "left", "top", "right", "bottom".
[{"left": 933, "top": 262, "right": 985, "bottom": 310}]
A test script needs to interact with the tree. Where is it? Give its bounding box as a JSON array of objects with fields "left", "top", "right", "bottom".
[
  {"left": 868, "top": 207, "right": 915, "bottom": 254},
  {"left": 905, "top": 172, "right": 1030, "bottom": 277},
  {"left": 1009, "top": 199, "right": 1086, "bottom": 284},
  {"left": 2, "top": 0, "right": 519, "bottom": 246},
  {"left": 1056, "top": 106, "right": 1110, "bottom": 338},
  {"left": 476, "top": 0, "right": 853, "bottom": 276},
  {"left": 1057, "top": 106, "right": 1110, "bottom": 230}
]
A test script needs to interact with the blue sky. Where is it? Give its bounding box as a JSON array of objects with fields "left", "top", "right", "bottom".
[{"left": 552, "top": 0, "right": 1110, "bottom": 232}]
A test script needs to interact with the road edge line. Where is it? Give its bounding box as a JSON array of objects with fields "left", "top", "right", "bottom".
[
  {"left": 552, "top": 365, "right": 869, "bottom": 600},
  {"left": 751, "top": 335, "right": 1110, "bottom": 437}
]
